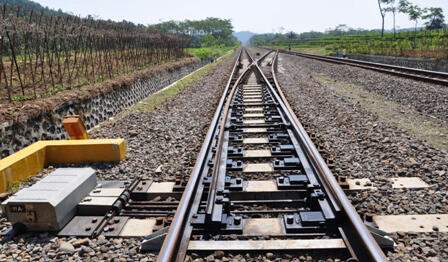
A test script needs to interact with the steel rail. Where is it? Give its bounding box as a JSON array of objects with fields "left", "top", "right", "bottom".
[
  {"left": 156, "top": 48, "right": 274, "bottom": 262},
  {"left": 205, "top": 49, "right": 273, "bottom": 220},
  {"left": 157, "top": 47, "right": 386, "bottom": 262},
  {"left": 278, "top": 49, "right": 448, "bottom": 86},
  {"left": 265, "top": 50, "right": 386, "bottom": 261},
  {"left": 156, "top": 49, "right": 243, "bottom": 262}
]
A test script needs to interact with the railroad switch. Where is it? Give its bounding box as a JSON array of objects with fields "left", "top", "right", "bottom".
[
  {"left": 3, "top": 169, "right": 180, "bottom": 238},
  {"left": 2, "top": 168, "right": 97, "bottom": 232}
]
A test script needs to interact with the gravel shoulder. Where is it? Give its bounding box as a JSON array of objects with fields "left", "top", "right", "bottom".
[
  {"left": 285, "top": 55, "right": 448, "bottom": 124},
  {"left": 277, "top": 53, "right": 448, "bottom": 261},
  {"left": 0, "top": 51, "right": 238, "bottom": 261}
]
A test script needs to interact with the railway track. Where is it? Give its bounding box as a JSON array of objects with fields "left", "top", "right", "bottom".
[
  {"left": 153, "top": 48, "right": 388, "bottom": 262},
  {"left": 278, "top": 49, "right": 448, "bottom": 86}
]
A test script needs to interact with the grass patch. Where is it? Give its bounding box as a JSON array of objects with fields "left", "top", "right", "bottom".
[
  {"left": 187, "top": 46, "right": 237, "bottom": 59},
  {"left": 88, "top": 50, "right": 234, "bottom": 136},
  {"left": 313, "top": 73, "right": 448, "bottom": 153},
  {"left": 291, "top": 46, "right": 330, "bottom": 55},
  {"left": 134, "top": 51, "right": 233, "bottom": 113}
]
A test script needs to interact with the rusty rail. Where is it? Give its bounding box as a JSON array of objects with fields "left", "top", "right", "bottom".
[
  {"left": 156, "top": 49, "right": 245, "bottom": 262},
  {"left": 268, "top": 50, "right": 386, "bottom": 261},
  {"left": 278, "top": 49, "right": 448, "bottom": 86}
]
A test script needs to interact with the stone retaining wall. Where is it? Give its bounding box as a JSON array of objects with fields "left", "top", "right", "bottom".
[
  {"left": 337, "top": 53, "right": 448, "bottom": 72},
  {"left": 0, "top": 57, "right": 214, "bottom": 157}
]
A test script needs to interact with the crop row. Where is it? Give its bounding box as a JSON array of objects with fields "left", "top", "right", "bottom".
[{"left": 0, "top": 4, "right": 189, "bottom": 102}]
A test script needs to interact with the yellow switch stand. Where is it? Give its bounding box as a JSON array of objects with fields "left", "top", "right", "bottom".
[{"left": 0, "top": 139, "right": 126, "bottom": 193}]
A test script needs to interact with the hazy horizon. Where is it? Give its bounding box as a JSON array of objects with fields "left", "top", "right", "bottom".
[{"left": 34, "top": 0, "right": 448, "bottom": 34}]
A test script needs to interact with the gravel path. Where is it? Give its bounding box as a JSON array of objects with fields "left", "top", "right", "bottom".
[
  {"left": 0, "top": 51, "right": 238, "bottom": 262},
  {"left": 284, "top": 53, "right": 448, "bottom": 124},
  {"left": 277, "top": 52, "right": 448, "bottom": 261}
]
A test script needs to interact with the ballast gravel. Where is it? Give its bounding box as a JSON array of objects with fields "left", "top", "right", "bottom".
[
  {"left": 276, "top": 52, "right": 448, "bottom": 262},
  {"left": 285, "top": 53, "right": 448, "bottom": 124},
  {"left": 0, "top": 52, "right": 238, "bottom": 262}
]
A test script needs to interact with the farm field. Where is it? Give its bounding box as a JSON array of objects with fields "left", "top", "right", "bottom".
[
  {"left": 260, "top": 29, "right": 448, "bottom": 59},
  {"left": 0, "top": 5, "right": 237, "bottom": 104}
]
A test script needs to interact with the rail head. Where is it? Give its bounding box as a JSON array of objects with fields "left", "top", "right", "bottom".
[
  {"left": 268, "top": 50, "right": 386, "bottom": 262},
  {"left": 157, "top": 48, "right": 277, "bottom": 262},
  {"left": 275, "top": 48, "right": 448, "bottom": 85},
  {"left": 156, "top": 48, "right": 387, "bottom": 262},
  {"left": 155, "top": 49, "right": 243, "bottom": 262},
  {"left": 293, "top": 51, "right": 448, "bottom": 77}
]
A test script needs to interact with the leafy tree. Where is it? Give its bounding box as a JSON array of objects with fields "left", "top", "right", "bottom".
[
  {"left": 148, "top": 18, "right": 238, "bottom": 48},
  {"left": 200, "top": 35, "right": 216, "bottom": 47},
  {"left": 287, "top": 31, "right": 297, "bottom": 40},
  {"left": 328, "top": 24, "right": 352, "bottom": 36},
  {"left": 423, "top": 7, "right": 445, "bottom": 30},
  {"left": 384, "top": 0, "right": 408, "bottom": 39},
  {"left": 400, "top": 0, "right": 424, "bottom": 46},
  {"left": 378, "top": 0, "right": 393, "bottom": 37}
]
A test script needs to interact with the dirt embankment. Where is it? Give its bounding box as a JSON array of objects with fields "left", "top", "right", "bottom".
[{"left": 0, "top": 57, "right": 199, "bottom": 124}]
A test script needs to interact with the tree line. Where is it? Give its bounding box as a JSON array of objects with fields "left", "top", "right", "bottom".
[
  {"left": 148, "top": 18, "right": 239, "bottom": 48},
  {"left": 378, "top": 0, "right": 445, "bottom": 38},
  {"left": 250, "top": 1, "right": 445, "bottom": 47}
]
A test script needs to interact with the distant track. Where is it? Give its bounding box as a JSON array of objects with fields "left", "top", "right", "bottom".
[{"left": 278, "top": 49, "right": 448, "bottom": 86}]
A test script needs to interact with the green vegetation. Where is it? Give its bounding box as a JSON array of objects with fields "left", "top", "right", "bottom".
[
  {"left": 148, "top": 18, "right": 240, "bottom": 48},
  {"left": 314, "top": 73, "right": 448, "bottom": 153},
  {"left": 378, "top": 1, "right": 445, "bottom": 36},
  {"left": 150, "top": 18, "right": 240, "bottom": 60},
  {"left": 0, "top": 3, "right": 186, "bottom": 102},
  {"left": 1, "top": 1, "right": 243, "bottom": 102},
  {"left": 133, "top": 51, "right": 233, "bottom": 113},
  {"left": 251, "top": 1, "right": 446, "bottom": 59},
  {"left": 261, "top": 29, "right": 448, "bottom": 58},
  {"left": 266, "top": 45, "right": 330, "bottom": 55},
  {"left": 187, "top": 46, "right": 237, "bottom": 59},
  {"left": 0, "top": 0, "right": 65, "bottom": 15}
]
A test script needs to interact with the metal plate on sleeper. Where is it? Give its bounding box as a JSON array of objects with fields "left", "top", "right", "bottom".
[
  {"left": 58, "top": 216, "right": 102, "bottom": 237},
  {"left": 89, "top": 188, "right": 125, "bottom": 197},
  {"left": 103, "top": 216, "right": 129, "bottom": 237}
]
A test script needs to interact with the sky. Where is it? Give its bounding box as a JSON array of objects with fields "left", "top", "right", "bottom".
[{"left": 34, "top": 0, "right": 448, "bottom": 33}]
